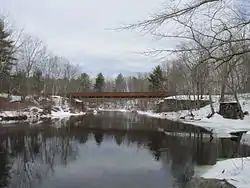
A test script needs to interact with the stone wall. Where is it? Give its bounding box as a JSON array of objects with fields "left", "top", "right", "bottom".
[{"left": 156, "top": 99, "right": 210, "bottom": 113}]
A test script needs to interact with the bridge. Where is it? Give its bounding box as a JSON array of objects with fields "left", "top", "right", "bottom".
[{"left": 69, "top": 92, "right": 168, "bottom": 98}]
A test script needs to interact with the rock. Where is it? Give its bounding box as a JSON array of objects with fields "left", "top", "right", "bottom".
[
  {"left": 244, "top": 111, "right": 249, "bottom": 116},
  {"left": 42, "top": 105, "right": 52, "bottom": 115},
  {"left": 185, "top": 178, "right": 236, "bottom": 188},
  {"left": 219, "top": 102, "right": 244, "bottom": 119}
]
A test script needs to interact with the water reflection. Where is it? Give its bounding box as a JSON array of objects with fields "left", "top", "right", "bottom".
[{"left": 0, "top": 112, "right": 249, "bottom": 188}]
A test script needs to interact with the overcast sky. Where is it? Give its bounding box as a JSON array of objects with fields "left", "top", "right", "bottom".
[{"left": 1, "top": 0, "right": 173, "bottom": 77}]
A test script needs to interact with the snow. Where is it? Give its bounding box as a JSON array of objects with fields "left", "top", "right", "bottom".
[
  {"left": 241, "top": 132, "right": 250, "bottom": 146},
  {"left": 202, "top": 157, "right": 250, "bottom": 188},
  {"left": 49, "top": 96, "right": 85, "bottom": 119},
  {"left": 100, "top": 108, "right": 130, "bottom": 113},
  {"left": 138, "top": 94, "right": 250, "bottom": 137},
  {"left": 51, "top": 106, "right": 85, "bottom": 119},
  {"left": 0, "top": 95, "right": 86, "bottom": 125},
  {"left": 137, "top": 94, "right": 250, "bottom": 188},
  {"left": 50, "top": 95, "right": 70, "bottom": 110},
  {"left": 10, "top": 95, "right": 22, "bottom": 102},
  {"left": 164, "top": 93, "right": 250, "bottom": 101},
  {"left": 0, "top": 108, "right": 85, "bottom": 125},
  {"left": 74, "top": 98, "right": 83, "bottom": 103},
  {"left": 0, "top": 93, "right": 22, "bottom": 102},
  {"left": 164, "top": 94, "right": 219, "bottom": 101},
  {"left": 0, "top": 93, "right": 9, "bottom": 98},
  {"left": 137, "top": 110, "right": 167, "bottom": 119}
]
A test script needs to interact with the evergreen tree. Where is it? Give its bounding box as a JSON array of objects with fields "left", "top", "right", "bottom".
[
  {"left": 148, "top": 65, "right": 165, "bottom": 92},
  {"left": 78, "top": 73, "right": 91, "bottom": 92},
  {"left": 94, "top": 73, "right": 105, "bottom": 92},
  {"left": 114, "top": 73, "right": 126, "bottom": 92},
  {"left": 0, "top": 19, "right": 16, "bottom": 92}
]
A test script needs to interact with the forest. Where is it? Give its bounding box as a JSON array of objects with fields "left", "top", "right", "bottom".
[{"left": 1, "top": 0, "right": 250, "bottom": 106}]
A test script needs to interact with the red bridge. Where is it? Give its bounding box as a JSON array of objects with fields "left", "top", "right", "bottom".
[{"left": 69, "top": 92, "right": 168, "bottom": 98}]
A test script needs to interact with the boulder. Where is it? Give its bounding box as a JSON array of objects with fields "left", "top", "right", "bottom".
[
  {"left": 244, "top": 111, "right": 249, "bottom": 116},
  {"left": 219, "top": 102, "right": 244, "bottom": 119}
]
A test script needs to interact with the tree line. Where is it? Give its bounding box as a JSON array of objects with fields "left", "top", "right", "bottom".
[
  {"left": 0, "top": 16, "right": 168, "bottom": 97},
  {"left": 119, "top": 0, "right": 250, "bottom": 115},
  {"left": 2, "top": 0, "right": 250, "bottom": 108}
]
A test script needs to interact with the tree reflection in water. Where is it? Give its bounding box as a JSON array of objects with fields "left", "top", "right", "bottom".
[
  {"left": 0, "top": 112, "right": 249, "bottom": 188},
  {"left": 93, "top": 131, "right": 104, "bottom": 146},
  {"left": 0, "top": 144, "right": 9, "bottom": 188}
]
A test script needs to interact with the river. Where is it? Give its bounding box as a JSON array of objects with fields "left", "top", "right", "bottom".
[{"left": 0, "top": 111, "right": 249, "bottom": 188}]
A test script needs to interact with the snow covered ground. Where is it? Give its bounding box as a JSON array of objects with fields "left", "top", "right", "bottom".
[
  {"left": 201, "top": 157, "right": 250, "bottom": 188},
  {"left": 0, "top": 106, "right": 85, "bottom": 125},
  {"left": 137, "top": 94, "right": 250, "bottom": 138},
  {"left": 51, "top": 106, "right": 85, "bottom": 119},
  {"left": 241, "top": 132, "right": 250, "bottom": 146}
]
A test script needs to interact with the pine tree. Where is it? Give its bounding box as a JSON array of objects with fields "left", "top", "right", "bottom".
[
  {"left": 78, "top": 73, "right": 91, "bottom": 92},
  {"left": 148, "top": 65, "right": 165, "bottom": 92},
  {"left": 0, "top": 19, "right": 16, "bottom": 92},
  {"left": 114, "top": 73, "right": 126, "bottom": 92},
  {"left": 94, "top": 73, "right": 105, "bottom": 92}
]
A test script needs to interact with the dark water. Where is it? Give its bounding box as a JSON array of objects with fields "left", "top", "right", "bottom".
[{"left": 0, "top": 111, "right": 250, "bottom": 188}]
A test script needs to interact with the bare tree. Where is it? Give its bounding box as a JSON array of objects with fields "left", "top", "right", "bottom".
[
  {"left": 121, "top": 0, "right": 250, "bottom": 62},
  {"left": 117, "top": 0, "right": 250, "bottom": 117},
  {"left": 62, "top": 60, "right": 79, "bottom": 95},
  {"left": 18, "top": 35, "right": 46, "bottom": 95}
]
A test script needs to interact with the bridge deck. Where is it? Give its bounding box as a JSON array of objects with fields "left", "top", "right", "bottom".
[{"left": 69, "top": 92, "right": 168, "bottom": 98}]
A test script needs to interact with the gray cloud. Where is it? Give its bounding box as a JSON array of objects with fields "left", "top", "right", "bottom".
[{"left": 1, "top": 0, "right": 174, "bottom": 76}]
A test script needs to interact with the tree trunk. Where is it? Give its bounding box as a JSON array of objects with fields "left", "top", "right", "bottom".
[
  {"left": 26, "top": 72, "right": 30, "bottom": 97},
  {"left": 220, "top": 82, "right": 226, "bottom": 102},
  {"left": 233, "top": 90, "right": 244, "bottom": 120},
  {"left": 207, "top": 87, "right": 215, "bottom": 118}
]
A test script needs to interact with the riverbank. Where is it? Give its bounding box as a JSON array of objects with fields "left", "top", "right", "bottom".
[
  {"left": 136, "top": 94, "right": 250, "bottom": 138},
  {"left": 101, "top": 94, "right": 250, "bottom": 188},
  {"left": 0, "top": 94, "right": 85, "bottom": 125},
  {"left": 137, "top": 111, "right": 250, "bottom": 188},
  {"left": 1, "top": 96, "right": 249, "bottom": 188},
  {"left": 136, "top": 94, "right": 250, "bottom": 188},
  {"left": 200, "top": 157, "right": 250, "bottom": 188}
]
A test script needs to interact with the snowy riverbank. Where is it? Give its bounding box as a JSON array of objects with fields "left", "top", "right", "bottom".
[
  {"left": 0, "top": 95, "right": 85, "bottom": 125},
  {"left": 98, "top": 94, "right": 250, "bottom": 188},
  {"left": 201, "top": 157, "right": 250, "bottom": 188},
  {"left": 135, "top": 94, "right": 250, "bottom": 188},
  {"left": 136, "top": 94, "right": 250, "bottom": 138},
  {"left": 0, "top": 106, "right": 85, "bottom": 125}
]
